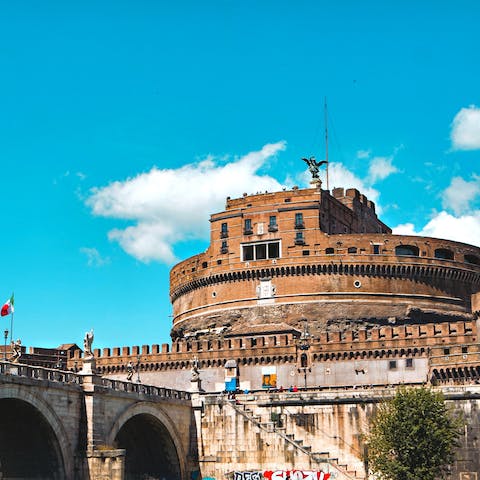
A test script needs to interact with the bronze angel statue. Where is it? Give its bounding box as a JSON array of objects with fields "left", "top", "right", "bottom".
[{"left": 302, "top": 156, "right": 327, "bottom": 179}]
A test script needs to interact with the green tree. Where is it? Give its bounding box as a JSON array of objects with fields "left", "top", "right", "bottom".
[{"left": 365, "top": 387, "right": 461, "bottom": 480}]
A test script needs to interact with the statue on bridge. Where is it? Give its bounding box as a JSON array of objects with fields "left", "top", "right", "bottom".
[
  {"left": 126, "top": 361, "right": 134, "bottom": 381},
  {"left": 10, "top": 339, "right": 22, "bottom": 362},
  {"left": 83, "top": 329, "right": 94, "bottom": 358}
]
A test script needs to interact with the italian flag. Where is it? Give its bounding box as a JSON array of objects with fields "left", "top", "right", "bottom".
[{"left": 1, "top": 294, "right": 14, "bottom": 317}]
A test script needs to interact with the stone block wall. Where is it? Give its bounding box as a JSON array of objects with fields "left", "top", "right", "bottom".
[{"left": 197, "top": 387, "right": 480, "bottom": 480}]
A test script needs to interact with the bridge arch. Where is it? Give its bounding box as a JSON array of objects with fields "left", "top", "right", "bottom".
[
  {"left": 107, "top": 402, "right": 187, "bottom": 480},
  {"left": 0, "top": 384, "right": 73, "bottom": 479}
]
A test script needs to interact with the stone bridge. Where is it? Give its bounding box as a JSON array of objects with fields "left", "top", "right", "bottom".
[{"left": 0, "top": 361, "right": 198, "bottom": 480}]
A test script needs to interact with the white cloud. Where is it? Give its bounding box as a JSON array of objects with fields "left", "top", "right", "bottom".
[
  {"left": 356, "top": 149, "right": 371, "bottom": 159},
  {"left": 451, "top": 105, "right": 480, "bottom": 150},
  {"left": 80, "top": 247, "right": 110, "bottom": 267},
  {"left": 441, "top": 175, "right": 480, "bottom": 215},
  {"left": 86, "top": 142, "right": 286, "bottom": 263},
  {"left": 367, "top": 156, "right": 399, "bottom": 184},
  {"left": 391, "top": 222, "right": 417, "bottom": 236},
  {"left": 327, "top": 162, "right": 380, "bottom": 206},
  {"left": 392, "top": 211, "right": 480, "bottom": 247}
]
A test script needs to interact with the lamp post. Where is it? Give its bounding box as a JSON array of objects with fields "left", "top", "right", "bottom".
[
  {"left": 4, "top": 329, "right": 8, "bottom": 361},
  {"left": 136, "top": 355, "right": 141, "bottom": 383},
  {"left": 298, "top": 320, "right": 311, "bottom": 389}
]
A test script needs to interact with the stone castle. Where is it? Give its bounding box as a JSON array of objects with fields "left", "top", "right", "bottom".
[
  {"left": 68, "top": 182, "right": 480, "bottom": 394},
  {"left": 8, "top": 181, "right": 480, "bottom": 479}
]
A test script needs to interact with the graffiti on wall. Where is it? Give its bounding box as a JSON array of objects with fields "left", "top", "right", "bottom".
[
  {"left": 234, "top": 473, "right": 261, "bottom": 480},
  {"left": 234, "top": 471, "right": 331, "bottom": 480}
]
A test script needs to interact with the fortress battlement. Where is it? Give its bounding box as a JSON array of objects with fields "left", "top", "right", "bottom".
[{"left": 71, "top": 318, "right": 477, "bottom": 375}]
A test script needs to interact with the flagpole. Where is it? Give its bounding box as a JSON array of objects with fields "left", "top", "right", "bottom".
[{"left": 9, "top": 292, "right": 14, "bottom": 344}]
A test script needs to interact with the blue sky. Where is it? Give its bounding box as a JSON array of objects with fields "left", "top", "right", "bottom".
[{"left": 0, "top": 1, "right": 479, "bottom": 350}]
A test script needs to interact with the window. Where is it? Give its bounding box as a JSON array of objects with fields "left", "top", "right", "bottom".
[
  {"left": 406, "top": 358, "right": 414, "bottom": 368},
  {"left": 347, "top": 247, "right": 357, "bottom": 254},
  {"left": 373, "top": 244, "right": 380, "bottom": 255},
  {"left": 244, "top": 219, "right": 253, "bottom": 234},
  {"left": 221, "top": 240, "right": 228, "bottom": 254},
  {"left": 242, "top": 240, "right": 280, "bottom": 261},
  {"left": 302, "top": 250, "right": 310, "bottom": 256},
  {"left": 221, "top": 222, "right": 228, "bottom": 238},
  {"left": 389, "top": 360, "right": 397, "bottom": 370},
  {"left": 325, "top": 247, "right": 334, "bottom": 254},
  {"left": 295, "top": 231, "right": 305, "bottom": 245},
  {"left": 465, "top": 254, "right": 480, "bottom": 265},
  {"left": 243, "top": 245, "right": 254, "bottom": 261},
  {"left": 268, "top": 242, "right": 280, "bottom": 258},
  {"left": 295, "top": 212, "right": 304, "bottom": 228},
  {"left": 434, "top": 248, "right": 454, "bottom": 260},
  {"left": 268, "top": 215, "right": 278, "bottom": 231},
  {"left": 300, "top": 353, "right": 308, "bottom": 368},
  {"left": 395, "top": 245, "right": 419, "bottom": 256},
  {"left": 462, "top": 346, "right": 468, "bottom": 354},
  {"left": 443, "top": 348, "right": 450, "bottom": 355},
  {"left": 255, "top": 243, "right": 267, "bottom": 259}
]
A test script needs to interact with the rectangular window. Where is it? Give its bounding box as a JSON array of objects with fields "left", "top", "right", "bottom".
[
  {"left": 269, "top": 216, "right": 277, "bottom": 227},
  {"left": 295, "top": 231, "right": 305, "bottom": 245},
  {"left": 242, "top": 241, "right": 281, "bottom": 261},
  {"left": 295, "top": 212, "right": 304, "bottom": 228},
  {"left": 389, "top": 360, "right": 397, "bottom": 370},
  {"left": 221, "top": 240, "right": 228, "bottom": 254},
  {"left": 220, "top": 222, "right": 228, "bottom": 238},
  {"left": 268, "top": 242, "right": 280, "bottom": 258},
  {"left": 373, "top": 244, "right": 380, "bottom": 254},
  {"left": 255, "top": 243, "right": 267, "bottom": 260},
  {"left": 244, "top": 218, "right": 252, "bottom": 234},
  {"left": 243, "top": 245, "right": 254, "bottom": 261},
  {"left": 406, "top": 358, "right": 414, "bottom": 368}
]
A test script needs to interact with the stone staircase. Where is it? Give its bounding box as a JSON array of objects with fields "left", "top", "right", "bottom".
[{"left": 226, "top": 399, "right": 365, "bottom": 479}]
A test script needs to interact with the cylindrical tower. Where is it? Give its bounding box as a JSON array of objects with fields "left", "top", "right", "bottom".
[{"left": 170, "top": 186, "right": 480, "bottom": 340}]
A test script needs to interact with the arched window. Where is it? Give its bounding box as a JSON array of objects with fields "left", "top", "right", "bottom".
[
  {"left": 395, "top": 245, "right": 419, "bottom": 256},
  {"left": 465, "top": 254, "right": 480, "bottom": 265},
  {"left": 300, "top": 353, "right": 308, "bottom": 368},
  {"left": 434, "top": 248, "right": 454, "bottom": 260}
]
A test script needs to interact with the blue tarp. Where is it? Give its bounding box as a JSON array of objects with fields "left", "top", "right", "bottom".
[{"left": 225, "top": 377, "right": 237, "bottom": 391}]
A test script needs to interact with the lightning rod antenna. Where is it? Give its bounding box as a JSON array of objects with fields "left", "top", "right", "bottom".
[{"left": 324, "top": 97, "right": 329, "bottom": 191}]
